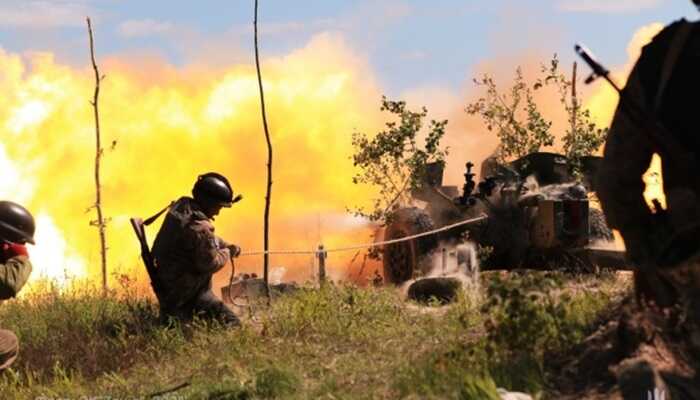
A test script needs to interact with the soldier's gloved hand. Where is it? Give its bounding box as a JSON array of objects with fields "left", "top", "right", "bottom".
[
  {"left": 216, "top": 237, "right": 231, "bottom": 249},
  {"left": 227, "top": 244, "right": 242, "bottom": 258}
]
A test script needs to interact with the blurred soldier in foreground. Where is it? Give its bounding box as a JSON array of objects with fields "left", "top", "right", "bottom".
[
  {"left": 597, "top": 5, "right": 700, "bottom": 307},
  {"left": 0, "top": 201, "right": 35, "bottom": 371},
  {"left": 151, "top": 173, "right": 243, "bottom": 327}
]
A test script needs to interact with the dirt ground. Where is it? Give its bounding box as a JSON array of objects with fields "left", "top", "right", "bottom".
[{"left": 551, "top": 287, "right": 700, "bottom": 399}]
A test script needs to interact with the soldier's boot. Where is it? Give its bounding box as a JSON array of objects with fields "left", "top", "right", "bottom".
[
  {"left": 193, "top": 290, "right": 241, "bottom": 328},
  {"left": 0, "top": 329, "right": 19, "bottom": 371}
]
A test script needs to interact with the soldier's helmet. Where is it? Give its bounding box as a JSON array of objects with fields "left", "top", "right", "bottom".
[
  {"left": 192, "top": 172, "right": 241, "bottom": 208},
  {"left": 0, "top": 201, "right": 35, "bottom": 244}
]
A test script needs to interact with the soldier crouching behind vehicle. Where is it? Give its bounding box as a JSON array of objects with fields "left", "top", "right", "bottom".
[
  {"left": 151, "top": 172, "right": 243, "bottom": 327},
  {"left": 0, "top": 201, "right": 35, "bottom": 371}
]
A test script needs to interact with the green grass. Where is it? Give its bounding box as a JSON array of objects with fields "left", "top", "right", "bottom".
[{"left": 0, "top": 271, "right": 630, "bottom": 399}]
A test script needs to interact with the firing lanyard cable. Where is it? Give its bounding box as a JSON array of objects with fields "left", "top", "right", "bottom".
[
  {"left": 224, "top": 214, "right": 486, "bottom": 307},
  {"left": 236, "top": 214, "right": 487, "bottom": 257},
  {"left": 226, "top": 254, "right": 257, "bottom": 309}
]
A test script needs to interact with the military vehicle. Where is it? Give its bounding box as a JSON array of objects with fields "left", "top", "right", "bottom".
[{"left": 382, "top": 152, "right": 626, "bottom": 284}]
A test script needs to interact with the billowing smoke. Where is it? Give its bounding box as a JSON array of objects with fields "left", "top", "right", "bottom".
[
  {"left": 0, "top": 33, "right": 387, "bottom": 291},
  {"left": 0, "top": 21, "right": 664, "bottom": 292}
]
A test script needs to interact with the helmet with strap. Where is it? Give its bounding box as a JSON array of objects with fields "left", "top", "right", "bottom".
[
  {"left": 0, "top": 201, "right": 35, "bottom": 244},
  {"left": 192, "top": 172, "right": 242, "bottom": 207}
]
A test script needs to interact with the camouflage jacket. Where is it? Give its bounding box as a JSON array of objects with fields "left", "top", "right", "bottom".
[
  {"left": 0, "top": 256, "right": 32, "bottom": 300},
  {"left": 151, "top": 197, "right": 231, "bottom": 309},
  {"left": 597, "top": 19, "right": 700, "bottom": 239}
]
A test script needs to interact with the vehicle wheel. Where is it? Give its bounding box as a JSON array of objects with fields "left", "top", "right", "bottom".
[{"left": 382, "top": 207, "right": 436, "bottom": 284}]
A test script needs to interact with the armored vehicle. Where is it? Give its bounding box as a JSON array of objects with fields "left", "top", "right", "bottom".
[{"left": 382, "top": 152, "right": 626, "bottom": 284}]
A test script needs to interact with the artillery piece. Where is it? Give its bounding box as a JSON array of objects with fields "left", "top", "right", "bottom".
[{"left": 382, "top": 152, "right": 626, "bottom": 284}]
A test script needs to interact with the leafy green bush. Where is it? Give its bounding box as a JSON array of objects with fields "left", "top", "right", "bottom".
[
  {"left": 465, "top": 55, "right": 607, "bottom": 166},
  {"left": 351, "top": 96, "right": 448, "bottom": 225},
  {"left": 481, "top": 272, "right": 614, "bottom": 392}
]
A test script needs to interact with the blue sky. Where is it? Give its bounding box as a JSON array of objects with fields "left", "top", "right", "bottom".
[{"left": 0, "top": 1, "right": 696, "bottom": 97}]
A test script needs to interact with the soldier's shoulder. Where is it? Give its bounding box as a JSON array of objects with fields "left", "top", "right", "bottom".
[
  {"left": 646, "top": 19, "right": 694, "bottom": 48},
  {"left": 171, "top": 196, "right": 194, "bottom": 211},
  {"left": 3, "top": 255, "right": 32, "bottom": 270},
  {"left": 636, "top": 19, "right": 693, "bottom": 68},
  {"left": 0, "top": 256, "right": 32, "bottom": 299},
  {"left": 168, "top": 197, "right": 197, "bottom": 222}
]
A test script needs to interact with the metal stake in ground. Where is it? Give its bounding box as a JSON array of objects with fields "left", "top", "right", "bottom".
[
  {"left": 317, "top": 244, "right": 327, "bottom": 284},
  {"left": 442, "top": 247, "right": 447, "bottom": 275}
]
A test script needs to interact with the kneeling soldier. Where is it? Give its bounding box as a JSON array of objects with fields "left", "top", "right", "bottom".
[
  {"left": 0, "top": 201, "right": 35, "bottom": 371},
  {"left": 151, "top": 173, "right": 242, "bottom": 327}
]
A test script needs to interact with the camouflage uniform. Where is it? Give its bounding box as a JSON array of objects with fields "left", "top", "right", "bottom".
[
  {"left": 597, "top": 19, "right": 700, "bottom": 261},
  {"left": 0, "top": 252, "right": 32, "bottom": 371},
  {"left": 151, "top": 197, "right": 240, "bottom": 326}
]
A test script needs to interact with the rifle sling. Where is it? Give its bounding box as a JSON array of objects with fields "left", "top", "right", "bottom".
[{"left": 143, "top": 201, "right": 174, "bottom": 226}]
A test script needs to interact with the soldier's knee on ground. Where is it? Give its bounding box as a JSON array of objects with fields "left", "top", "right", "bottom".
[
  {"left": 218, "top": 307, "right": 241, "bottom": 328},
  {"left": 194, "top": 291, "right": 241, "bottom": 328},
  {"left": 0, "top": 329, "right": 19, "bottom": 371}
]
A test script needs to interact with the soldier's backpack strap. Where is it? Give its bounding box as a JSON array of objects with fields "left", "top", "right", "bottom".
[{"left": 655, "top": 21, "right": 694, "bottom": 112}]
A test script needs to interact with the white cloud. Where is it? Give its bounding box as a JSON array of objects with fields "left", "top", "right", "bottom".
[
  {"left": 118, "top": 19, "right": 174, "bottom": 38},
  {"left": 0, "top": 1, "right": 92, "bottom": 29},
  {"left": 557, "top": 0, "right": 664, "bottom": 13}
]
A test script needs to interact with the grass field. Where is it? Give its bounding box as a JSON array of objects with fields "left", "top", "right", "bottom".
[{"left": 0, "top": 271, "right": 631, "bottom": 399}]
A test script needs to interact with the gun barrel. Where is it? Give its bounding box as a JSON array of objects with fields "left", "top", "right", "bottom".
[
  {"left": 575, "top": 44, "right": 622, "bottom": 91},
  {"left": 574, "top": 44, "right": 606, "bottom": 75}
]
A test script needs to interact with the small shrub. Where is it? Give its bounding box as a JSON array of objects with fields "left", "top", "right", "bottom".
[
  {"left": 196, "top": 378, "right": 252, "bottom": 400},
  {"left": 458, "top": 374, "right": 501, "bottom": 400},
  {"left": 481, "top": 272, "right": 613, "bottom": 392},
  {"left": 253, "top": 366, "right": 300, "bottom": 398},
  {"left": 394, "top": 343, "right": 500, "bottom": 399}
]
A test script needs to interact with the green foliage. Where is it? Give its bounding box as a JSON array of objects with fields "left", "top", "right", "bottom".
[
  {"left": 194, "top": 366, "right": 301, "bottom": 399},
  {"left": 0, "top": 273, "right": 628, "bottom": 399},
  {"left": 351, "top": 96, "right": 448, "bottom": 224},
  {"left": 537, "top": 56, "right": 608, "bottom": 171},
  {"left": 459, "top": 374, "right": 502, "bottom": 400},
  {"left": 480, "top": 271, "right": 615, "bottom": 392},
  {"left": 466, "top": 55, "right": 607, "bottom": 166},
  {"left": 477, "top": 245, "right": 494, "bottom": 266},
  {"left": 265, "top": 283, "right": 407, "bottom": 340},
  {"left": 253, "top": 367, "right": 301, "bottom": 398},
  {"left": 0, "top": 279, "right": 185, "bottom": 384},
  {"left": 466, "top": 67, "right": 554, "bottom": 162}
]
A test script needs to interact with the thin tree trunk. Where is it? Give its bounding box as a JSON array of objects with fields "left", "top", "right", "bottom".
[
  {"left": 254, "top": 0, "right": 272, "bottom": 289},
  {"left": 87, "top": 17, "right": 108, "bottom": 293},
  {"left": 571, "top": 62, "right": 578, "bottom": 134}
]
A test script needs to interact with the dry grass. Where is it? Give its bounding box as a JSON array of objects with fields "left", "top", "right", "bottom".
[{"left": 0, "top": 271, "right": 631, "bottom": 399}]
